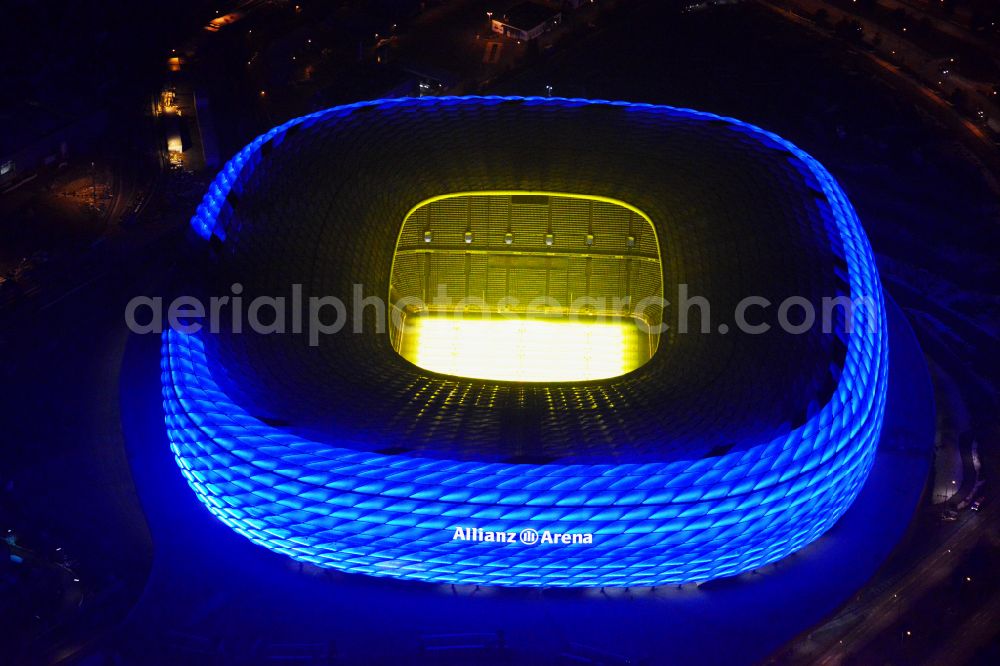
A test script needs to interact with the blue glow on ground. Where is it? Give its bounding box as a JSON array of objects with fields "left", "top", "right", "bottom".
[{"left": 123, "top": 297, "right": 927, "bottom": 663}]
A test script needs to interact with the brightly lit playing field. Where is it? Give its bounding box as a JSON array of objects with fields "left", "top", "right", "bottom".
[
  {"left": 388, "top": 192, "right": 663, "bottom": 382},
  {"left": 398, "top": 314, "right": 647, "bottom": 382}
]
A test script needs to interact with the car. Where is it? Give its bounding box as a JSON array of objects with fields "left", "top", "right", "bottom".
[{"left": 970, "top": 498, "right": 983, "bottom": 511}]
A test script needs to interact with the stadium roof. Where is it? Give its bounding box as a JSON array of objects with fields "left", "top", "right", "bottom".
[
  {"left": 187, "top": 96, "right": 874, "bottom": 465},
  {"left": 169, "top": 96, "right": 888, "bottom": 586}
]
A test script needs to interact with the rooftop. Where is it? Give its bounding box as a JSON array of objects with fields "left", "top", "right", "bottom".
[{"left": 501, "top": 2, "right": 561, "bottom": 31}]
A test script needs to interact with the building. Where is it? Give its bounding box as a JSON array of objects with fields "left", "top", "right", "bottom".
[
  {"left": 491, "top": 2, "right": 562, "bottom": 41},
  {"left": 173, "top": 96, "right": 888, "bottom": 588}
]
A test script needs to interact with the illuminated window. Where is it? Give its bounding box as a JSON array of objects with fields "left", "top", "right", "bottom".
[
  {"left": 389, "top": 192, "right": 663, "bottom": 382},
  {"left": 167, "top": 135, "right": 183, "bottom": 154}
]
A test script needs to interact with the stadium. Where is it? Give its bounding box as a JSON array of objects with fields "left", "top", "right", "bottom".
[{"left": 163, "top": 95, "right": 889, "bottom": 588}]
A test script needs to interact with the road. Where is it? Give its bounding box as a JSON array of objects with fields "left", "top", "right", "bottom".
[
  {"left": 0, "top": 120, "right": 206, "bottom": 662},
  {"left": 923, "top": 586, "right": 1000, "bottom": 665},
  {"left": 802, "top": 507, "right": 993, "bottom": 663},
  {"left": 880, "top": 0, "right": 1000, "bottom": 64},
  {"left": 761, "top": 0, "right": 1000, "bottom": 192}
]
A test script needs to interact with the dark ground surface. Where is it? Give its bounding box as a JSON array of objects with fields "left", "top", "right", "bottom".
[{"left": 1, "top": 1, "right": 998, "bottom": 663}]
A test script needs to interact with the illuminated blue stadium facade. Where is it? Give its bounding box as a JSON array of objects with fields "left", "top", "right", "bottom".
[{"left": 164, "top": 96, "right": 888, "bottom": 587}]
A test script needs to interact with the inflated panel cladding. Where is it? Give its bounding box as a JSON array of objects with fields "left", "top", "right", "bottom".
[
  {"left": 170, "top": 97, "right": 887, "bottom": 586},
  {"left": 196, "top": 98, "right": 848, "bottom": 463}
]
